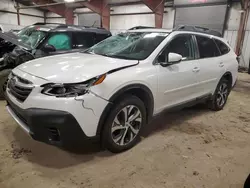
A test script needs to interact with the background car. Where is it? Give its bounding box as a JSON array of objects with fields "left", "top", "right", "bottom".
[{"left": 0, "top": 23, "right": 111, "bottom": 98}]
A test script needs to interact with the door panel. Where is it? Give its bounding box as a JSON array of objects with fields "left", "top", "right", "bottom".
[
  {"left": 156, "top": 34, "right": 200, "bottom": 112},
  {"left": 194, "top": 35, "right": 225, "bottom": 95},
  {"left": 157, "top": 61, "right": 200, "bottom": 111}
]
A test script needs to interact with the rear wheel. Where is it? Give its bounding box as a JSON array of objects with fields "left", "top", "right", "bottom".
[
  {"left": 102, "top": 95, "right": 146, "bottom": 153},
  {"left": 208, "top": 77, "right": 230, "bottom": 111}
]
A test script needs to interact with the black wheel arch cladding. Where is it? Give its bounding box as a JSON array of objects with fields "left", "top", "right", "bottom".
[
  {"left": 222, "top": 71, "right": 233, "bottom": 89},
  {"left": 96, "top": 84, "right": 154, "bottom": 136}
]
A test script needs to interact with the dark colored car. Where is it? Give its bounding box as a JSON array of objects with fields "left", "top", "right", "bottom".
[
  {"left": 0, "top": 33, "right": 16, "bottom": 59},
  {"left": 0, "top": 23, "right": 111, "bottom": 98}
]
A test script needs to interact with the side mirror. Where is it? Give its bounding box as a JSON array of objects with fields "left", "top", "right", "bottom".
[
  {"left": 42, "top": 44, "right": 56, "bottom": 53},
  {"left": 160, "top": 52, "right": 182, "bottom": 67}
]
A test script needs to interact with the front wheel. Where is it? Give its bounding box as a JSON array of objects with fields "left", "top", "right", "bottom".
[
  {"left": 102, "top": 95, "right": 146, "bottom": 153},
  {"left": 208, "top": 77, "right": 230, "bottom": 111}
]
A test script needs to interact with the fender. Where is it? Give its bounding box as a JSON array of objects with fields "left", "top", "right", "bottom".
[{"left": 96, "top": 83, "right": 154, "bottom": 136}]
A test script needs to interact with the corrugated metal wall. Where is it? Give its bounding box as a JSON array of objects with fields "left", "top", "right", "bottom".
[
  {"left": 78, "top": 13, "right": 101, "bottom": 27},
  {"left": 223, "top": 2, "right": 250, "bottom": 68},
  {"left": 240, "top": 11, "right": 250, "bottom": 68},
  {"left": 175, "top": 5, "right": 228, "bottom": 33}
]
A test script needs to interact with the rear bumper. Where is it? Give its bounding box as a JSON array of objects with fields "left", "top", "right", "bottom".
[{"left": 5, "top": 95, "right": 99, "bottom": 148}]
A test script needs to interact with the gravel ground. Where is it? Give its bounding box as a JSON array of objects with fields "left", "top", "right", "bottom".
[{"left": 0, "top": 73, "right": 250, "bottom": 188}]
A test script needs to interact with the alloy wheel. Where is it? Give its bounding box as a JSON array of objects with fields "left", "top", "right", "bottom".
[
  {"left": 111, "top": 105, "right": 142, "bottom": 146},
  {"left": 216, "top": 83, "right": 228, "bottom": 107}
]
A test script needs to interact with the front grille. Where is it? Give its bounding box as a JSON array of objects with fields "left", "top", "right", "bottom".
[{"left": 7, "top": 74, "right": 33, "bottom": 102}]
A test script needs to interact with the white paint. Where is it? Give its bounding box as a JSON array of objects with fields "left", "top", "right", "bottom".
[{"left": 8, "top": 29, "right": 238, "bottom": 137}]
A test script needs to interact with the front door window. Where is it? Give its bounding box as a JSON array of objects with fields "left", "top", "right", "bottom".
[{"left": 47, "top": 33, "right": 71, "bottom": 51}]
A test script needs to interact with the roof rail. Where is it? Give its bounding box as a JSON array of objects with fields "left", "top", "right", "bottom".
[
  {"left": 173, "top": 25, "right": 222, "bottom": 37},
  {"left": 55, "top": 24, "right": 107, "bottom": 30},
  {"left": 33, "top": 22, "right": 66, "bottom": 26},
  {"left": 128, "top": 26, "right": 155, "bottom": 30}
]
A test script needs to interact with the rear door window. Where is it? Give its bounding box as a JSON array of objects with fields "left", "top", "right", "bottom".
[
  {"left": 214, "top": 39, "right": 230, "bottom": 55},
  {"left": 72, "top": 32, "right": 95, "bottom": 49},
  {"left": 196, "top": 35, "right": 220, "bottom": 58}
]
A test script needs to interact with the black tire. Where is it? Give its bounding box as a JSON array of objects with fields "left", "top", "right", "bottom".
[
  {"left": 244, "top": 173, "right": 250, "bottom": 188},
  {"left": 208, "top": 77, "right": 230, "bottom": 111},
  {"left": 0, "top": 69, "right": 11, "bottom": 99},
  {"left": 102, "top": 95, "right": 146, "bottom": 153}
]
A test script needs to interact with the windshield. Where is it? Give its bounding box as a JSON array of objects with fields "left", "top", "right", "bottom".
[
  {"left": 17, "top": 26, "right": 47, "bottom": 49},
  {"left": 86, "top": 32, "right": 168, "bottom": 60}
]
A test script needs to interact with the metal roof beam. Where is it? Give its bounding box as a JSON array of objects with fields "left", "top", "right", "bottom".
[
  {"left": 142, "top": 0, "right": 164, "bottom": 28},
  {"left": 81, "top": 0, "right": 110, "bottom": 30},
  {"left": 30, "top": 0, "right": 74, "bottom": 24}
]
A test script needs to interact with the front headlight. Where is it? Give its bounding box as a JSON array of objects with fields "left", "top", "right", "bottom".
[{"left": 41, "top": 74, "right": 106, "bottom": 97}]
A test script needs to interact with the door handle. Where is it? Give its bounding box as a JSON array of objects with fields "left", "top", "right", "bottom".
[
  {"left": 219, "top": 62, "right": 224, "bottom": 67},
  {"left": 192, "top": 67, "right": 200, "bottom": 72}
]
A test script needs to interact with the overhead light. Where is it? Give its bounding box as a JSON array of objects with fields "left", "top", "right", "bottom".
[{"left": 64, "top": 0, "right": 75, "bottom": 2}]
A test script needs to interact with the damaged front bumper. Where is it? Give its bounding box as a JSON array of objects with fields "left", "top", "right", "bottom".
[
  {"left": 5, "top": 94, "right": 99, "bottom": 148},
  {"left": 4, "top": 69, "right": 109, "bottom": 148}
]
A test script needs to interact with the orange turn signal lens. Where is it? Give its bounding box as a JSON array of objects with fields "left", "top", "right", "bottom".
[{"left": 93, "top": 74, "right": 106, "bottom": 86}]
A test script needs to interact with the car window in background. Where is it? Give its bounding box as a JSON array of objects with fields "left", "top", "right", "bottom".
[
  {"left": 161, "top": 35, "right": 194, "bottom": 62},
  {"left": 16, "top": 26, "right": 47, "bottom": 49},
  {"left": 19, "top": 30, "right": 46, "bottom": 49},
  {"left": 86, "top": 32, "right": 168, "bottom": 60},
  {"left": 214, "top": 39, "right": 230, "bottom": 55},
  {"left": 17, "top": 25, "right": 35, "bottom": 36},
  {"left": 72, "top": 32, "right": 95, "bottom": 49},
  {"left": 47, "top": 33, "right": 71, "bottom": 50},
  {"left": 196, "top": 35, "right": 220, "bottom": 58}
]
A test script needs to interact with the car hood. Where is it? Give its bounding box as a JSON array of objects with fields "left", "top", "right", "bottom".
[
  {"left": 16, "top": 53, "right": 138, "bottom": 83},
  {"left": 0, "top": 31, "right": 31, "bottom": 50}
]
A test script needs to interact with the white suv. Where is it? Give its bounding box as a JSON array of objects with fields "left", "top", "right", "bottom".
[{"left": 4, "top": 28, "right": 238, "bottom": 152}]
